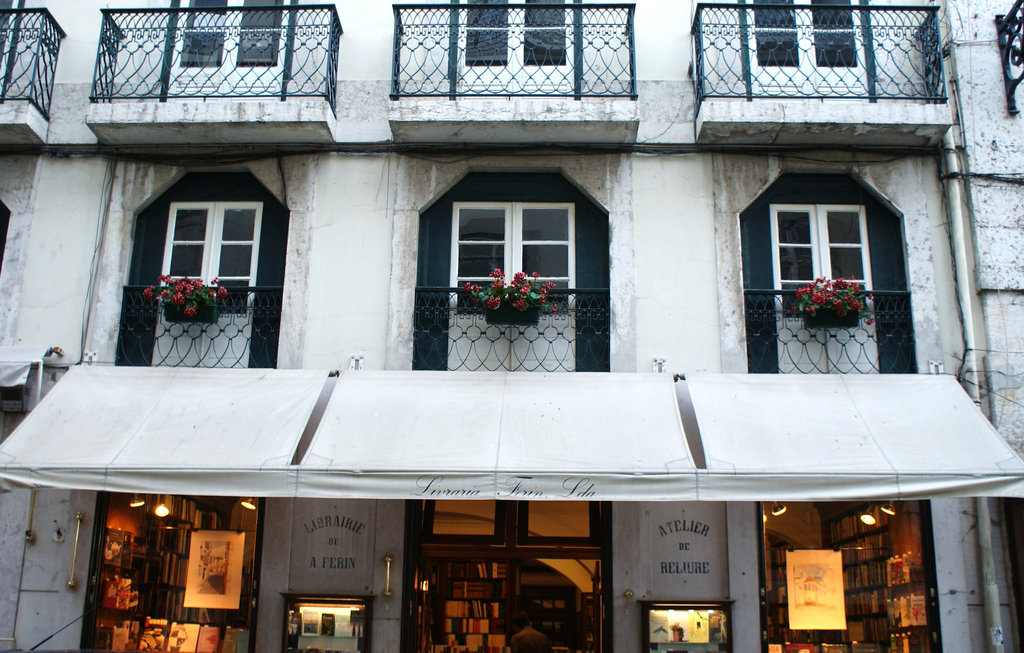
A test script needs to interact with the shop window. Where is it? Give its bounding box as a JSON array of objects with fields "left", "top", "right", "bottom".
[
  {"left": 86, "top": 493, "right": 260, "bottom": 653},
  {"left": 642, "top": 602, "right": 731, "bottom": 652},
  {"left": 761, "top": 501, "right": 940, "bottom": 652}
]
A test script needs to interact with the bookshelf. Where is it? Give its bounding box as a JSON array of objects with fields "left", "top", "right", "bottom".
[
  {"left": 438, "top": 560, "right": 509, "bottom": 652},
  {"left": 282, "top": 594, "right": 372, "bottom": 653}
]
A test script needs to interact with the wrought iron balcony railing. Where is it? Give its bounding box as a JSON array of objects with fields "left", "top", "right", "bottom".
[
  {"left": 392, "top": 3, "right": 636, "bottom": 98},
  {"left": 0, "top": 9, "right": 65, "bottom": 119},
  {"left": 115, "top": 286, "right": 283, "bottom": 369},
  {"left": 745, "top": 290, "right": 916, "bottom": 374},
  {"left": 997, "top": 0, "right": 1024, "bottom": 113},
  {"left": 413, "top": 288, "right": 610, "bottom": 372},
  {"left": 91, "top": 5, "right": 341, "bottom": 109},
  {"left": 693, "top": 3, "right": 945, "bottom": 109}
]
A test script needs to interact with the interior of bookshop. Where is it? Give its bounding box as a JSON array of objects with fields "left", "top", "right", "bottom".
[
  {"left": 407, "top": 500, "right": 606, "bottom": 653},
  {"left": 87, "top": 493, "right": 259, "bottom": 653},
  {"left": 761, "top": 500, "right": 938, "bottom": 653}
]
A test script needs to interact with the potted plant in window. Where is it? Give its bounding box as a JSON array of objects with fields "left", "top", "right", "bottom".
[
  {"left": 464, "top": 269, "right": 558, "bottom": 325},
  {"left": 791, "top": 277, "right": 872, "bottom": 328},
  {"left": 144, "top": 275, "right": 229, "bottom": 323}
]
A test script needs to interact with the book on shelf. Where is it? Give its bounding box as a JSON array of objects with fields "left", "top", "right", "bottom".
[
  {"left": 139, "top": 618, "right": 167, "bottom": 652},
  {"left": 195, "top": 625, "right": 220, "bottom": 653},
  {"left": 320, "top": 612, "right": 335, "bottom": 637},
  {"left": 166, "top": 622, "right": 200, "bottom": 652}
]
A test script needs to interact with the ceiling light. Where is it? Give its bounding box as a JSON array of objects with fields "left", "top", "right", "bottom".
[
  {"left": 860, "top": 511, "right": 877, "bottom": 526},
  {"left": 880, "top": 504, "right": 896, "bottom": 516},
  {"left": 771, "top": 502, "right": 787, "bottom": 516},
  {"left": 240, "top": 498, "right": 257, "bottom": 511},
  {"left": 129, "top": 494, "right": 145, "bottom": 508},
  {"left": 154, "top": 502, "right": 170, "bottom": 518}
]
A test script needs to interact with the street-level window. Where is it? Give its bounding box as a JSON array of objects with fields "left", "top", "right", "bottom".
[
  {"left": 451, "top": 202, "right": 574, "bottom": 288},
  {"left": 770, "top": 203, "right": 870, "bottom": 290},
  {"left": 163, "top": 202, "right": 263, "bottom": 287}
]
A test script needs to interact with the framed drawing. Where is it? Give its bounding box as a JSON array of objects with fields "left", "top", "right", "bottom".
[
  {"left": 183, "top": 530, "right": 246, "bottom": 609},
  {"left": 786, "top": 549, "right": 847, "bottom": 630}
]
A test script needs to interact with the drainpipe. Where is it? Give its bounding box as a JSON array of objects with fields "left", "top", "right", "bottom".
[{"left": 942, "top": 128, "right": 1004, "bottom": 652}]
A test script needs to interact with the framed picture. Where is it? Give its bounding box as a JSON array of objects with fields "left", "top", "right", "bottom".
[
  {"left": 786, "top": 549, "right": 847, "bottom": 630},
  {"left": 183, "top": 530, "right": 246, "bottom": 609}
]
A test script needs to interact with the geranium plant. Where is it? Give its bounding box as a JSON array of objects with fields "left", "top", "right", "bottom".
[
  {"left": 791, "top": 277, "right": 872, "bottom": 322},
  {"left": 464, "top": 269, "right": 558, "bottom": 313},
  {"left": 143, "top": 274, "right": 228, "bottom": 318}
]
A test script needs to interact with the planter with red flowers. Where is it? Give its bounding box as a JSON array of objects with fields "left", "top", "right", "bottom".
[
  {"left": 464, "top": 269, "right": 558, "bottom": 325},
  {"left": 143, "top": 275, "right": 229, "bottom": 324},
  {"left": 791, "top": 277, "right": 872, "bottom": 329}
]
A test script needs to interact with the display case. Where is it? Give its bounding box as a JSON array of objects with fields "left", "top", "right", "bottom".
[
  {"left": 282, "top": 594, "right": 372, "bottom": 653},
  {"left": 640, "top": 602, "right": 731, "bottom": 652}
]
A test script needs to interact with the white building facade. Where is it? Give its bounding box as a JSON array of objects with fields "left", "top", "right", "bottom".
[{"left": 0, "top": 0, "right": 1021, "bottom": 652}]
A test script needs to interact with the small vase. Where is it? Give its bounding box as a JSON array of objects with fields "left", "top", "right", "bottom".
[
  {"left": 163, "top": 304, "right": 220, "bottom": 324},
  {"left": 803, "top": 310, "right": 859, "bottom": 329},
  {"left": 484, "top": 305, "right": 541, "bottom": 325}
]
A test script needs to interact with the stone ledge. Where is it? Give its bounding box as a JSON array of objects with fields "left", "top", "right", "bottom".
[
  {"left": 86, "top": 99, "right": 338, "bottom": 145},
  {"left": 696, "top": 99, "right": 952, "bottom": 146},
  {"left": 0, "top": 102, "right": 49, "bottom": 145},
  {"left": 389, "top": 97, "right": 639, "bottom": 143}
]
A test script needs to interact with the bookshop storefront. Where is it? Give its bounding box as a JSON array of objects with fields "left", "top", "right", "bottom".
[{"left": 2, "top": 368, "right": 1024, "bottom": 653}]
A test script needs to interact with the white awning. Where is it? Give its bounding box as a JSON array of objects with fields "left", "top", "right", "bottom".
[
  {"left": 0, "top": 366, "right": 329, "bottom": 496},
  {"left": 295, "top": 372, "right": 697, "bottom": 500},
  {"left": 0, "top": 345, "right": 49, "bottom": 387},
  {"left": 2, "top": 367, "right": 1022, "bottom": 501},
  {"left": 684, "top": 373, "right": 1024, "bottom": 500}
]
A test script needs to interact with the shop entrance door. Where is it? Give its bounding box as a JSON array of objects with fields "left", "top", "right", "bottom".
[{"left": 404, "top": 500, "right": 609, "bottom": 653}]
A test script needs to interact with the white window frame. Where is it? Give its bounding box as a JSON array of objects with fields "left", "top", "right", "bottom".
[
  {"left": 769, "top": 203, "right": 871, "bottom": 290},
  {"left": 162, "top": 201, "right": 264, "bottom": 285},
  {"left": 450, "top": 201, "right": 576, "bottom": 288}
]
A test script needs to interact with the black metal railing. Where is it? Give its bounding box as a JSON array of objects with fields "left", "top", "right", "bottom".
[
  {"left": 0, "top": 9, "right": 65, "bottom": 119},
  {"left": 115, "top": 286, "right": 283, "bottom": 369},
  {"left": 392, "top": 4, "right": 636, "bottom": 98},
  {"left": 693, "top": 4, "right": 945, "bottom": 110},
  {"left": 91, "top": 5, "right": 341, "bottom": 109},
  {"left": 745, "top": 290, "right": 916, "bottom": 374},
  {"left": 997, "top": 0, "right": 1024, "bottom": 114},
  {"left": 413, "top": 288, "right": 610, "bottom": 372}
]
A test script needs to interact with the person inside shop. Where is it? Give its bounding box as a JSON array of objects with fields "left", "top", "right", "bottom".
[{"left": 510, "top": 611, "right": 552, "bottom": 653}]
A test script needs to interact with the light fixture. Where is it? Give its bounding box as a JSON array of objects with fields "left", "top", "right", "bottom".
[
  {"left": 771, "top": 502, "right": 787, "bottom": 516},
  {"left": 860, "top": 510, "right": 877, "bottom": 526},
  {"left": 880, "top": 504, "right": 896, "bottom": 516},
  {"left": 154, "top": 501, "right": 170, "bottom": 518},
  {"left": 129, "top": 494, "right": 145, "bottom": 508},
  {"left": 240, "top": 498, "right": 257, "bottom": 511}
]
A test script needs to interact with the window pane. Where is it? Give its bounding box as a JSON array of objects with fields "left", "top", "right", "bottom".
[
  {"left": 459, "top": 209, "right": 505, "bottom": 241},
  {"left": 432, "top": 500, "right": 496, "bottom": 536},
  {"left": 222, "top": 208, "right": 257, "bottom": 241},
  {"left": 219, "top": 244, "right": 253, "bottom": 278},
  {"left": 755, "top": 0, "right": 799, "bottom": 67},
  {"left": 524, "top": 0, "right": 567, "bottom": 66},
  {"left": 827, "top": 211, "right": 862, "bottom": 244},
  {"left": 830, "top": 247, "right": 864, "bottom": 280},
  {"left": 169, "top": 245, "right": 204, "bottom": 277},
  {"left": 173, "top": 209, "right": 208, "bottom": 241},
  {"left": 522, "top": 208, "right": 569, "bottom": 241},
  {"left": 777, "top": 211, "right": 811, "bottom": 244},
  {"left": 778, "top": 246, "right": 813, "bottom": 281},
  {"left": 523, "top": 245, "right": 568, "bottom": 277},
  {"left": 466, "top": 0, "right": 508, "bottom": 66},
  {"left": 459, "top": 244, "right": 504, "bottom": 278},
  {"left": 813, "top": 0, "right": 857, "bottom": 68},
  {"left": 527, "top": 502, "right": 590, "bottom": 538}
]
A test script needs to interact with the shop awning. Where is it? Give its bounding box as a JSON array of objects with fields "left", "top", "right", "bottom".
[
  {"left": 294, "top": 371, "right": 697, "bottom": 500},
  {"left": 684, "top": 373, "right": 1024, "bottom": 500},
  {"left": 0, "top": 366, "right": 328, "bottom": 496},
  {"left": 1, "top": 367, "right": 1022, "bottom": 501}
]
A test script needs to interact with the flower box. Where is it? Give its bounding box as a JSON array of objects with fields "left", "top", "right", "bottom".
[
  {"left": 484, "top": 305, "right": 541, "bottom": 325},
  {"left": 163, "top": 304, "right": 221, "bottom": 324},
  {"left": 803, "top": 310, "right": 859, "bottom": 329}
]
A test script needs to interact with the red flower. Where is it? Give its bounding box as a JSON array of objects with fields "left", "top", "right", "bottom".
[
  {"left": 183, "top": 306, "right": 197, "bottom": 317},
  {"left": 217, "top": 287, "right": 228, "bottom": 299},
  {"left": 142, "top": 286, "right": 154, "bottom": 301},
  {"left": 486, "top": 296, "right": 501, "bottom": 309},
  {"left": 172, "top": 292, "right": 185, "bottom": 305},
  {"left": 532, "top": 272, "right": 540, "bottom": 278},
  {"left": 513, "top": 299, "right": 527, "bottom": 311}
]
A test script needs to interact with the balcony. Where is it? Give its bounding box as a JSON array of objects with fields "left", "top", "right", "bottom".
[
  {"left": 745, "top": 290, "right": 916, "bottom": 374},
  {"left": 390, "top": 3, "right": 638, "bottom": 143},
  {"left": 115, "top": 286, "right": 283, "bottom": 369},
  {"left": 692, "top": 3, "right": 950, "bottom": 145},
  {"left": 0, "top": 9, "right": 64, "bottom": 144},
  {"left": 412, "top": 288, "right": 610, "bottom": 372},
  {"left": 87, "top": 5, "right": 342, "bottom": 145}
]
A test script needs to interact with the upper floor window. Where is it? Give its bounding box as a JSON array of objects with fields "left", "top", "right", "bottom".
[
  {"left": 770, "top": 204, "right": 871, "bottom": 290},
  {"left": 452, "top": 202, "right": 574, "bottom": 288},
  {"left": 466, "top": 0, "right": 568, "bottom": 68},
  {"left": 163, "top": 202, "right": 263, "bottom": 287},
  {"left": 181, "top": 0, "right": 284, "bottom": 69}
]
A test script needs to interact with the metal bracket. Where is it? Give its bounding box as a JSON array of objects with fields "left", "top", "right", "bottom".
[{"left": 997, "top": 0, "right": 1024, "bottom": 115}]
